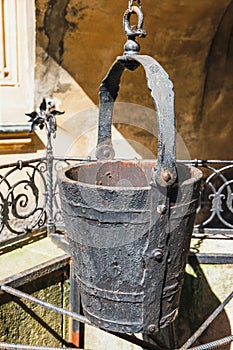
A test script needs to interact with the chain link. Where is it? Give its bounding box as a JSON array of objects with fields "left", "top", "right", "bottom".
[{"left": 128, "top": 0, "right": 142, "bottom": 11}]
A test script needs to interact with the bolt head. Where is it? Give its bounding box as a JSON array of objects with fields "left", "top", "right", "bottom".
[
  {"left": 162, "top": 170, "right": 172, "bottom": 182},
  {"left": 157, "top": 204, "right": 167, "bottom": 215},
  {"left": 103, "top": 149, "right": 110, "bottom": 158},
  {"left": 148, "top": 324, "right": 156, "bottom": 333},
  {"left": 152, "top": 248, "right": 163, "bottom": 260}
]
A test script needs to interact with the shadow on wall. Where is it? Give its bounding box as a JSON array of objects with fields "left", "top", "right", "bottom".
[{"left": 144, "top": 256, "right": 231, "bottom": 349}]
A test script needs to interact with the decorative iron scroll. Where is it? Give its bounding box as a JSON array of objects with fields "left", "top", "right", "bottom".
[
  {"left": 0, "top": 158, "right": 47, "bottom": 241},
  {"left": 0, "top": 158, "right": 233, "bottom": 242},
  {"left": 192, "top": 160, "right": 233, "bottom": 236}
]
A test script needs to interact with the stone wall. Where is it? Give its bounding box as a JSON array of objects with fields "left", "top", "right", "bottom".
[
  {"left": 35, "top": 0, "right": 233, "bottom": 160},
  {"left": 0, "top": 266, "right": 70, "bottom": 347}
]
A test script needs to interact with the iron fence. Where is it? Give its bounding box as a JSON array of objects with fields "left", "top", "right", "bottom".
[
  {"left": 0, "top": 158, "right": 47, "bottom": 241},
  {"left": 0, "top": 155, "right": 232, "bottom": 244},
  {"left": 0, "top": 97, "right": 232, "bottom": 350}
]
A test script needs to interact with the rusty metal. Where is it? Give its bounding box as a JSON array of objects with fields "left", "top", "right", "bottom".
[
  {"left": 69, "top": 265, "right": 84, "bottom": 348},
  {"left": 1, "top": 157, "right": 232, "bottom": 242},
  {"left": 179, "top": 291, "right": 233, "bottom": 349},
  {"left": 168, "top": 322, "right": 177, "bottom": 349},
  {"left": 58, "top": 4, "right": 202, "bottom": 334},
  {"left": 96, "top": 55, "right": 178, "bottom": 186},
  {"left": 188, "top": 335, "right": 233, "bottom": 350},
  {"left": 59, "top": 123, "right": 201, "bottom": 335}
]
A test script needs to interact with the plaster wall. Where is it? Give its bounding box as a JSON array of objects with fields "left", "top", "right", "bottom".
[
  {"left": 0, "top": 0, "right": 35, "bottom": 124},
  {"left": 35, "top": 0, "right": 233, "bottom": 160}
]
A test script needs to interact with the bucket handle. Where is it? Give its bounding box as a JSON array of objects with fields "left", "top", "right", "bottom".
[{"left": 96, "top": 55, "right": 177, "bottom": 187}]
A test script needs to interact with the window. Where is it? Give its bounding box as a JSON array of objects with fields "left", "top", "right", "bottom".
[{"left": 0, "top": 0, "right": 35, "bottom": 125}]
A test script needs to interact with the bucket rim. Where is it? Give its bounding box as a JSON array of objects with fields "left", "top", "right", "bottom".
[{"left": 59, "top": 159, "right": 202, "bottom": 191}]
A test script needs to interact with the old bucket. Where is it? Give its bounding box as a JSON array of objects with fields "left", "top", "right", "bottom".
[{"left": 58, "top": 54, "right": 202, "bottom": 334}]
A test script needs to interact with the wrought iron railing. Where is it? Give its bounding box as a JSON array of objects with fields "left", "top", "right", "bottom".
[
  {"left": 0, "top": 158, "right": 47, "bottom": 241},
  {"left": 0, "top": 99, "right": 232, "bottom": 243},
  {"left": 0, "top": 156, "right": 233, "bottom": 243},
  {"left": 0, "top": 156, "right": 86, "bottom": 243},
  {"left": 185, "top": 159, "right": 233, "bottom": 238}
]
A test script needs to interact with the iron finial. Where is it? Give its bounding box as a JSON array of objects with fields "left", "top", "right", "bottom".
[{"left": 26, "top": 98, "right": 64, "bottom": 137}]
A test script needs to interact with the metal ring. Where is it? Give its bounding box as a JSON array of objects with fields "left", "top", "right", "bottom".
[{"left": 123, "top": 6, "right": 146, "bottom": 38}]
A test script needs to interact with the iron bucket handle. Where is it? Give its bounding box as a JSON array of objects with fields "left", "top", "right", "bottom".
[{"left": 95, "top": 55, "right": 177, "bottom": 187}]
